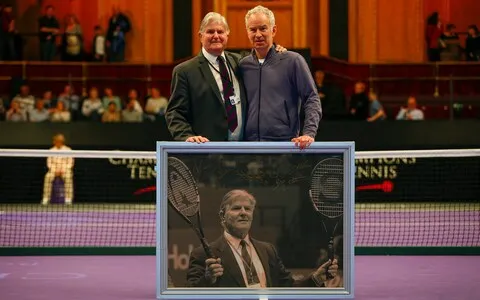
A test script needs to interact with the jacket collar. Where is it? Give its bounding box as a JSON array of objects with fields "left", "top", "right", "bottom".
[{"left": 250, "top": 44, "right": 277, "bottom": 62}]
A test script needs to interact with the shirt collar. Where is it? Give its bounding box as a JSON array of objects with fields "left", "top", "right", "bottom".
[
  {"left": 202, "top": 47, "right": 226, "bottom": 66},
  {"left": 224, "top": 231, "right": 251, "bottom": 249},
  {"left": 251, "top": 44, "right": 276, "bottom": 61}
]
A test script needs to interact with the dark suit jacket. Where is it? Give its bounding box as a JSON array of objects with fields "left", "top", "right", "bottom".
[
  {"left": 165, "top": 51, "right": 247, "bottom": 141},
  {"left": 186, "top": 235, "right": 319, "bottom": 288}
]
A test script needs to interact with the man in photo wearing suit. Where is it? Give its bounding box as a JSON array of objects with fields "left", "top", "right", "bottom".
[
  {"left": 186, "top": 189, "right": 338, "bottom": 288},
  {"left": 165, "top": 12, "right": 246, "bottom": 143}
]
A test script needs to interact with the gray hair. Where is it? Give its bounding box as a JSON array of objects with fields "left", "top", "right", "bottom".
[
  {"left": 245, "top": 5, "right": 275, "bottom": 29},
  {"left": 199, "top": 12, "right": 230, "bottom": 34},
  {"left": 219, "top": 190, "right": 256, "bottom": 219}
]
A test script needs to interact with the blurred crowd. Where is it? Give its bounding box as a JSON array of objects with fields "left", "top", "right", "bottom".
[
  {"left": 0, "top": 83, "right": 168, "bottom": 123},
  {"left": 0, "top": 72, "right": 429, "bottom": 123},
  {"left": 0, "top": 4, "right": 130, "bottom": 62},
  {"left": 1, "top": 6, "right": 479, "bottom": 124},
  {"left": 425, "top": 11, "right": 480, "bottom": 62}
]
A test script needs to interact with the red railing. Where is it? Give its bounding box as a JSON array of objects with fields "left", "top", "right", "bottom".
[
  {"left": 0, "top": 61, "right": 174, "bottom": 99},
  {"left": 312, "top": 56, "right": 480, "bottom": 97}
]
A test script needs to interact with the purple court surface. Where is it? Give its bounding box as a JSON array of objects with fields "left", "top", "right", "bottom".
[{"left": 0, "top": 255, "right": 479, "bottom": 300}]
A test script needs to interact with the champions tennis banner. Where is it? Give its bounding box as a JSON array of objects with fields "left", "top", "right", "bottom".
[{"left": 0, "top": 154, "right": 478, "bottom": 204}]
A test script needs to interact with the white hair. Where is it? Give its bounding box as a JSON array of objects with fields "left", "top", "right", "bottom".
[
  {"left": 199, "top": 12, "right": 230, "bottom": 34},
  {"left": 245, "top": 5, "right": 276, "bottom": 29},
  {"left": 219, "top": 190, "right": 256, "bottom": 219}
]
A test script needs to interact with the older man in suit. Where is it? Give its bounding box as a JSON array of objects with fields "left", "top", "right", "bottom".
[
  {"left": 186, "top": 190, "right": 338, "bottom": 288},
  {"left": 165, "top": 12, "right": 246, "bottom": 142}
]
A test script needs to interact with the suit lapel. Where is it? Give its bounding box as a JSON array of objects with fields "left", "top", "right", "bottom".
[
  {"left": 225, "top": 52, "right": 237, "bottom": 74},
  {"left": 214, "top": 236, "right": 246, "bottom": 287},
  {"left": 251, "top": 238, "right": 272, "bottom": 287},
  {"left": 197, "top": 52, "right": 224, "bottom": 106}
]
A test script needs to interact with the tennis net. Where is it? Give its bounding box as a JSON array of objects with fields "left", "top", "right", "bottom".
[{"left": 0, "top": 148, "right": 478, "bottom": 255}]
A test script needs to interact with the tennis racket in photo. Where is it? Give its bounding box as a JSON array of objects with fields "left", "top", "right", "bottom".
[
  {"left": 167, "top": 157, "right": 213, "bottom": 258},
  {"left": 309, "top": 157, "right": 344, "bottom": 279}
]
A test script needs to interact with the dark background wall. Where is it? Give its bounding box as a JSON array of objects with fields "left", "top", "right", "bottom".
[
  {"left": 329, "top": 0, "right": 349, "bottom": 60},
  {"left": 173, "top": 0, "right": 193, "bottom": 61},
  {"left": 0, "top": 121, "right": 479, "bottom": 151}
]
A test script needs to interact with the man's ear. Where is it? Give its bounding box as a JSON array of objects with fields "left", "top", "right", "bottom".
[
  {"left": 219, "top": 210, "right": 225, "bottom": 222},
  {"left": 272, "top": 25, "right": 277, "bottom": 38}
]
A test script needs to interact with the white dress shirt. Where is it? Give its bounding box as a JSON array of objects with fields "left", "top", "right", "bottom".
[
  {"left": 224, "top": 231, "right": 267, "bottom": 288},
  {"left": 202, "top": 47, "right": 243, "bottom": 141},
  {"left": 95, "top": 35, "right": 105, "bottom": 55}
]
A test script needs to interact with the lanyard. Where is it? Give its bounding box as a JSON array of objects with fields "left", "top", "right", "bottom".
[
  {"left": 207, "top": 57, "right": 234, "bottom": 83},
  {"left": 226, "top": 239, "right": 256, "bottom": 282}
]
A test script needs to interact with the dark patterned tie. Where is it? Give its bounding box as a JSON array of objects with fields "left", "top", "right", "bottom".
[
  {"left": 240, "top": 239, "right": 259, "bottom": 285},
  {"left": 217, "top": 56, "right": 238, "bottom": 132}
]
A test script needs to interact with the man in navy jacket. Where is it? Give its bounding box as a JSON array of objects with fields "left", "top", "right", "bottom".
[{"left": 240, "top": 5, "right": 322, "bottom": 149}]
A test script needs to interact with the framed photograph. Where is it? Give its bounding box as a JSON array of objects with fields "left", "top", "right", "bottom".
[{"left": 156, "top": 142, "right": 355, "bottom": 299}]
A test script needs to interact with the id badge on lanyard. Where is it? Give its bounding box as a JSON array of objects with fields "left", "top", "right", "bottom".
[{"left": 229, "top": 95, "right": 237, "bottom": 105}]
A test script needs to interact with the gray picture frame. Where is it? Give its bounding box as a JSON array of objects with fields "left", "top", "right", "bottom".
[{"left": 156, "top": 142, "right": 355, "bottom": 300}]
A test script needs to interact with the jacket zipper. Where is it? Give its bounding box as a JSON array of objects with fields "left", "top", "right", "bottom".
[{"left": 257, "top": 63, "right": 262, "bottom": 141}]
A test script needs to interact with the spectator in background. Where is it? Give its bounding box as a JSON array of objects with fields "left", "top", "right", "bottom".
[
  {"left": 29, "top": 99, "right": 50, "bottom": 122},
  {"left": 367, "top": 92, "right": 386, "bottom": 122},
  {"left": 465, "top": 25, "right": 480, "bottom": 61},
  {"left": 106, "top": 6, "right": 131, "bottom": 62},
  {"left": 38, "top": 5, "right": 60, "bottom": 61},
  {"left": 12, "top": 84, "right": 35, "bottom": 114},
  {"left": 6, "top": 100, "right": 27, "bottom": 122},
  {"left": 82, "top": 87, "right": 104, "bottom": 121},
  {"left": 425, "top": 12, "right": 443, "bottom": 62},
  {"left": 102, "top": 102, "right": 121, "bottom": 122},
  {"left": 396, "top": 96, "right": 424, "bottom": 120},
  {"left": 102, "top": 87, "right": 122, "bottom": 111},
  {"left": 126, "top": 89, "right": 144, "bottom": 113},
  {"left": 145, "top": 87, "right": 168, "bottom": 121},
  {"left": 348, "top": 82, "right": 369, "bottom": 120},
  {"left": 61, "top": 14, "right": 83, "bottom": 62},
  {"left": 92, "top": 25, "right": 106, "bottom": 62},
  {"left": 57, "top": 84, "right": 81, "bottom": 120},
  {"left": 41, "top": 90, "right": 55, "bottom": 108},
  {"left": 0, "top": 4, "right": 17, "bottom": 60},
  {"left": 439, "top": 24, "right": 460, "bottom": 61},
  {"left": 50, "top": 101, "right": 71, "bottom": 122},
  {"left": 122, "top": 98, "right": 143, "bottom": 122},
  {"left": 42, "top": 134, "right": 74, "bottom": 205}
]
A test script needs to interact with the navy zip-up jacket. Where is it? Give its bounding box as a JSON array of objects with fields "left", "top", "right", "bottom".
[{"left": 240, "top": 47, "right": 322, "bottom": 141}]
